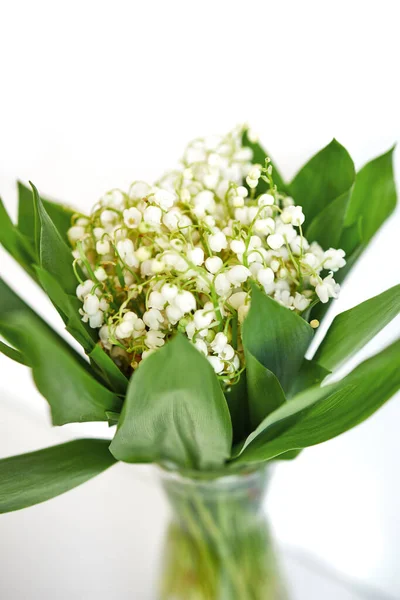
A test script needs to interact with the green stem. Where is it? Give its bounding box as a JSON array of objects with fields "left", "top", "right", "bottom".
[
  {"left": 190, "top": 491, "right": 251, "bottom": 599},
  {"left": 160, "top": 468, "right": 288, "bottom": 600}
]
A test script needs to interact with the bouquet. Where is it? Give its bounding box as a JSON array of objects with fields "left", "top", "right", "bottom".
[{"left": 0, "top": 126, "right": 398, "bottom": 599}]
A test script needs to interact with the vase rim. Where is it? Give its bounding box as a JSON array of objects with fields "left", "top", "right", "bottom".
[{"left": 155, "top": 462, "right": 270, "bottom": 487}]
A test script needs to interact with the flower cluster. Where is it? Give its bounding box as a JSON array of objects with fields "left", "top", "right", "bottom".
[{"left": 68, "top": 127, "right": 346, "bottom": 384}]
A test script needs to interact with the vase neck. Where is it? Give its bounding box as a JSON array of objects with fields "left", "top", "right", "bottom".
[{"left": 160, "top": 466, "right": 270, "bottom": 533}]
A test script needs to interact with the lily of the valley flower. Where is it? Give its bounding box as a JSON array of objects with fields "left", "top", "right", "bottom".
[{"left": 68, "top": 125, "right": 345, "bottom": 383}]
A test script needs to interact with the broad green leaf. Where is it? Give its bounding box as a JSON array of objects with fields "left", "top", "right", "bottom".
[
  {"left": 233, "top": 339, "right": 400, "bottom": 464},
  {"left": 290, "top": 139, "right": 355, "bottom": 225},
  {"left": 0, "top": 308, "right": 121, "bottom": 425},
  {"left": 31, "top": 183, "right": 77, "bottom": 295},
  {"left": 306, "top": 190, "right": 350, "bottom": 247},
  {"left": 0, "top": 439, "right": 116, "bottom": 513},
  {"left": 0, "top": 197, "right": 37, "bottom": 276},
  {"left": 338, "top": 217, "right": 363, "bottom": 257},
  {"left": 244, "top": 349, "right": 286, "bottom": 429},
  {"left": 17, "top": 181, "right": 75, "bottom": 246},
  {"left": 0, "top": 277, "right": 90, "bottom": 369},
  {"left": 0, "top": 340, "right": 29, "bottom": 366},
  {"left": 110, "top": 334, "right": 232, "bottom": 470},
  {"left": 314, "top": 285, "right": 400, "bottom": 371},
  {"left": 244, "top": 284, "right": 314, "bottom": 392},
  {"left": 288, "top": 359, "right": 330, "bottom": 399},
  {"left": 241, "top": 128, "right": 288, "bottom": 193},
  {"left": 344, "top": 147, "right": 397, "bottom": 244},
  {"left": 275, "top": 449, "right": 302, "bottom": 461}
]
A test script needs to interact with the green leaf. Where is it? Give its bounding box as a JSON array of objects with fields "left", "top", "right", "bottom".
[
  {"left": 233, "top": 339, "right": 400, "bottom": 464},
  {"left": 89, "top": 345, "right": 128, "bottom": 396},
  {"left": 35, "top": 267, "right": 127, "bottom": 395},
  {"left": 224, "top": 372, "right": 250, "bottom": 445},
  {"left": 0, "top": 276, "right": 102, "bottom": 384},
  {"left": 3, "top": 315, "right": 122, "bottom": 425},
  {"left": 314, "top": 285, "right": 400, "bottom": 371},
  {"left": 344, "top": 146, "right": 397, "bottom": 244},
  {"left": 290, "top": 139, "right": 355, "bottom": 225},
  {"left": 306, "top": 190, "right": 350, "bottom": 247},
  {"left": 17, "top": 181, "right": 75, "bottom": 246},
  {"left": 275, "top": 449, "right": 302, "bottom": 461},
  {"left": 0, "top": 340, "right": 30, "bottom": 366},
  {"left": 243, "top": 284, "right": 314, "bottom": 393},
  {"left": 0, "top": 439, "right": 116, "bottom": 513},
  {"left": 338, "top": 217, "right": 363, "bottom": 257},
  {"left": 34, "top": 266, "right": 97, "bottom": 351},
  {"left": 31, "top": 182, "right": 77, "bottom": 295},
  {"left": 110, "top": 334, "right": 232, "bottom": 470},
  {"left": 0, "top": 277, "right": 87, "bottom": 366},
  {"left": 241, "top": 128, "right": 288, "bottom": 193},
  {"left": 105, "top": 411, "right": 121, "bottom": 426},
  {"left": 288, "top": 359, "right": 330, "bottom": 399},
  {"left": 0, "top": 283, "right": 122, "bottom": 425},
  {"left": 27, "top": 267, "right": 126, "bottom": 395},
  {"left": 244, "top": 349, "right": 286, "bottom": 429},
  {"left": 0, "top": 197, "right": 37, "bottom": 276}
]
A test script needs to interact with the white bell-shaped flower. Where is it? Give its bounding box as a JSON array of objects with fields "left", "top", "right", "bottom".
[
  {"left": 205, "top": 256, "right": 223, "bottom": 274},
  {"left": 230, "top": 239, "right": 246, "bottom": 254},
  {"left": 267, "top": 233, "right": 285, "bottom": 250},
  {"left": 76, "top": 280, "right": 94, "bottom": 300},
  {"left": 145, "top": 330, "right": 165, "bottom": 349},
  {"left": 129, "top": 181, "right": 151, "bottom": 200},
  {"left": 323, "top": 248, "right": 346, "bottom": 271},
  {"left": 83, "top": 294, "right": 100, "bottom": 316},
  {"left": 148, "top": 291, "right": 167, "bottom": 310},
  {"left": 208, "top": 230, "right": 228, "bottom": 252},
  {"left": 68, "top": 225, "right": 86, "bottom": 242},
  {"left": 316, "top": 274, "right": 340, "bottom": 304},
  {"left": 188, "top": 247, "right": 205, "bottom": 266},
  {"left": 115, "top": 319, "right": 135, "bottom": 339},
  {"left": 258, "top": 193, "right": 275, "bottom": 207},
  {"left": 226, "top": 265, "right": 251, "bottom": 285},
  {"left": 211, "top": 332, "right": 228, "bottom": 354},
  {"left": 166, "top": 304, "right": 183, "bottom": 325},
  {"left": 161, "top": 283, "right": 179, "bottom": 303},
  {"left": 123, "top": 207, "right": 142, "bottom": 229},
  {"left": 143, "top": 205, "right": 162, "bottom": 226},
  {"left": 257, "top": 267, "right": 275, "bottom": 287},
  {"left": 96, "top": 239, "right": 110, "bottom": 255},
  {"left": 194, "top": 308, "right": 215, "bottom": 330},
  {"left": 214, "top": 273, "right": 231, "bottom": 297},
  {"left": 194, "top": 338, "right": 209, "bottom": 356},
  {"left": 152, "top": 188, "right": 177, "bottom": 210},
  {"left": 207, "top": 355, "right": 224, "bottom": 374},
  {"left": 162, "top": 209, "right": 181, "bottom": 231},
  {"left": 143, "top": 308, "right": 164, "bottom": 330},
  {"left": 281, "top": 205, "right": 305, "bottom": 226},
  {"left": 220, "top": 344, "right": 235, "bottom": 361},
  {"left": 293, "top": 293, "right": 310, "bottom": 312},
  {"left": 173, "top": 290, "right": 197, "bottom": 314},
  {"left": 89, "top": 311, "right": 104, "bottom": 329}
]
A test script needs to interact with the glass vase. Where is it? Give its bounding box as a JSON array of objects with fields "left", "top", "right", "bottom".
[{"left": 158, "top": 466, "right": 289, "bottom": 600}]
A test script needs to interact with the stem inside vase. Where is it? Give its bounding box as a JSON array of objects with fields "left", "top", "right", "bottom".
[{"left": 158, "top": 466, "right": 289, "bottom": 600}]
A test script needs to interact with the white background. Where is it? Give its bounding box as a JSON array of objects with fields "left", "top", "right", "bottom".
[{"left": 1, "top": 1, "right": 400, "bottom": 598}]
